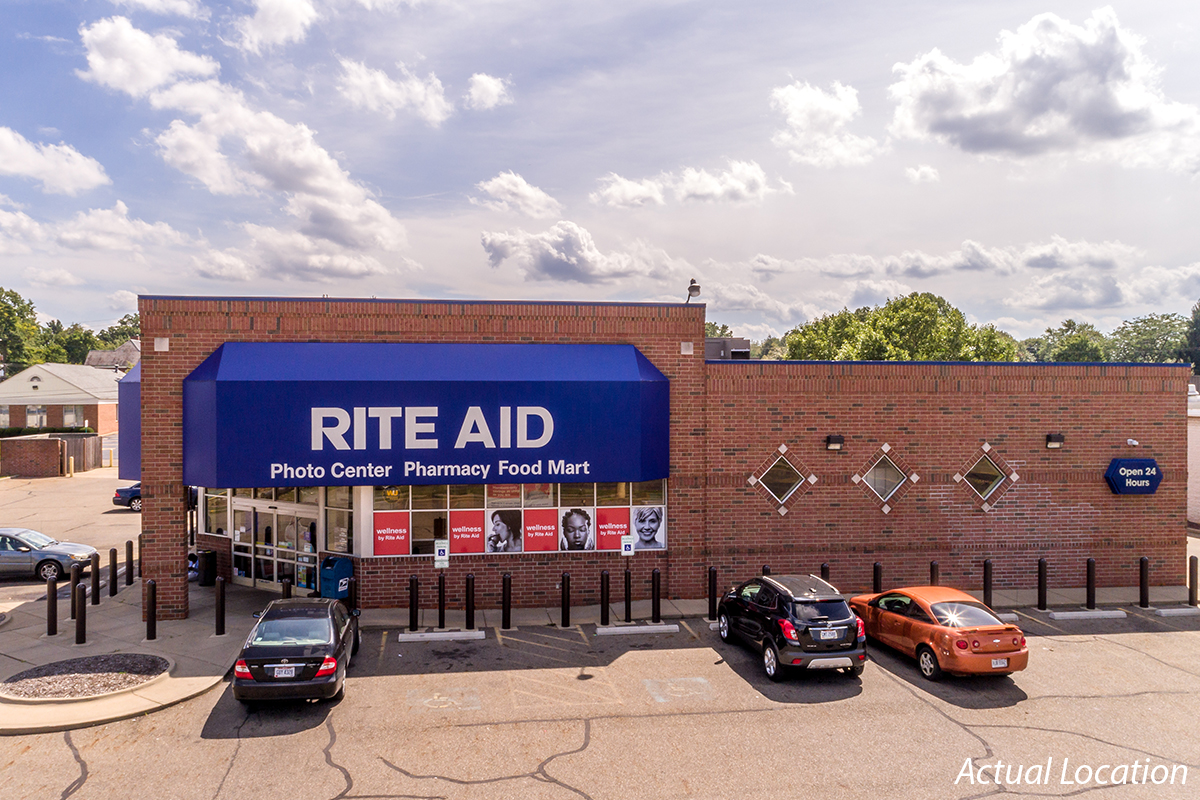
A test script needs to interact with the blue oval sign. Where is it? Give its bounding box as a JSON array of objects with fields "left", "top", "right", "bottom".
[{"left": 1104, "top": 458, "right": 1163, "bottom": 495}]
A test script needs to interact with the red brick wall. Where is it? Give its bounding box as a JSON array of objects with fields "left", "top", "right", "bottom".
[
  {"left": 138, "top": 296, "right": 1188, "bottom": 616},
  {"left": 46, "top": 406, "right": 64, "bottom": 428},
  {"left": 0, "top": 438, "right": 62, "bottom": 477},
  {"left": 82, "top": 403, "right": 119, "bottom": 435},
  {"left": 6, "top": 405, "right": 28, "bottom": 428}
]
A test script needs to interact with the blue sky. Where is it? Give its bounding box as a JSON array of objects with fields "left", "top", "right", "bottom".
[{"left": 2, "top": 1, "right": 1199, "bottom": 340}]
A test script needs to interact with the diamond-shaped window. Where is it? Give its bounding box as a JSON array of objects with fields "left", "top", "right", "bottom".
[
  {"left": 964, "top": 456, "right": 1004, "bottom": 499},
  {"left": 864, "top": 456, "right": 905, "bottom": 502},
  {"left": 760, "top": 457, "right": 803, "bottom": 503}
]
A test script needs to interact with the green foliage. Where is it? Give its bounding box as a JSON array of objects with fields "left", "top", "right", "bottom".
[
  {"left": 1032, "top": 320, "right": 1108, "bottom": 362},
  {"left": 60, "top": 324, "right": 100, "bottom": 364},
  {"left": 704, "top": 321, "right": 734, "bottom": 338},
  {"left": 1180, "top": 299, "right": 1200, "bottom": 375},
  {"left": 751, "top": 336, "right": 787, "bottom": 360},
  {"left": 1052, "top": 334, "right": 1106, "bottom": 362},
  {"left": 1107, "top": 313, "right": 1187, "bottom": 363},
  {"left": 0, "top": 288, "right": 40, "bottom": 372},
  {"left": 784, "top": 293, "right": 1017, "bottom": 362}
]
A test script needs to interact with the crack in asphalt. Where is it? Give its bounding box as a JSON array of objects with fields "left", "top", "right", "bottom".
[
  {"left": 325, "top": 717, "right": 354, "bottom": 800},
  {"left": 212, "top": 704, "right": 250, "bottom": 799},
  {"left": 60, "top": 731, "right": 88, "bottom": 800},
  {"left": 379, "top": 718, "right": 595, "bottom": 800}
]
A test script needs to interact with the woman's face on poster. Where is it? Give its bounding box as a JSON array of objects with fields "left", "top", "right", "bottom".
[
  {"left": 491, "top": 513, "right": 512, "bottom": 542},
  {"left": 636, "top": 510, "right": 661, "bottom": 543},
  {"left": 563, "top": 513, "right": 590, "bottom": 548}
]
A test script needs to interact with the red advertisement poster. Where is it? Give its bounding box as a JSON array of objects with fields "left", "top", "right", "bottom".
[
  {"left": 373, "top": 511, "right": 410, "bottom": 556},
  {"left": 596, "top": 507, "right": 629, "bottom": 551},
  {"left": 523, "top": 508, "right": 559, "bottom": 551},
  {"left": 450, "top": 509, "right": 485, "bottom": 553}
]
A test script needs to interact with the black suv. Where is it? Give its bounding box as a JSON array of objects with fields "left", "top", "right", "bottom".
[{"left": 717, "top": 574, "right": 867, "bottom": 681}]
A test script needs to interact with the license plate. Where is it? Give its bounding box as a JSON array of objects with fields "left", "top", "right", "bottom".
[
  {"left": 991, "top": 658, "right": 1008, "bottom": 669},
  {"left": 274, "top": 666, "right": 296, "bottom": 678},
  {"left": 818, "top": 629, "right": 839, "bottom": 640}
]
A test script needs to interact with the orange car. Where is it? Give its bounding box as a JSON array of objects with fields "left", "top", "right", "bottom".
[{"left": 849, "top": 586, "right": 1028, "bottom": 680}]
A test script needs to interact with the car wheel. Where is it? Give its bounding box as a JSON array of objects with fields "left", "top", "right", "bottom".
[
  {"left": 917, "top": 646, "right": 943, "bottom": 681},
  {"left": 129, "top": 497, "right": 142, "bottom": 512},
  {"left": 763, "top": 641, "right": 783, "bottom": 682},
  {"left": 37, "top": 560, "right": 63, "bottom": 582},
  {"left": 718, "top": 613, "right": 731, "bottom": 642},
  {"left": 846, "top": 663, "right": 865, "bottom": 678}
]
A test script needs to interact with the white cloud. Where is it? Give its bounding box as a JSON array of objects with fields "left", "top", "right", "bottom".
[
  {"left": 905, "top": 164, "right": 939, "bottom": 183},
  {"left": 464, "top": 73, "right": 513, "bottom": 110},
  {"left": 55, "top": 201, "right": 191, "bottom": 250},
  {"left": 590, "top": 173, "right": 667, "bottom": 208},
  {"left": 236, "top": 0, "right": 319, "bottom": 54},
  {"left": 193, "top": 249, "right": 256, "bottom": 281},
  {"left": 705, "top": 281, "right": 808, "bottom": 322},
  {"left": 0, "top": 206, "right": 46, "bottom": 254},
  {"left": 1005, "top": 271, "right": 1125, "bottom": 311},
  {"left": 338, "top": 59, "right": 453, "bottom": 126},
  {"left": 26, "top": 268, "right": 85, "bottom": 287},
  {"left": 77, "top": 16, "right": 218, "bottom": 97},
  {"left": 888, "top": 7, "right": 1200, "bottom": 172},
  {"left": 472, "top": 171, "right": 562, "bottom": 218},
  {"left": 110, "top": 0, "right": 209, "bottom": 18},
  {"left": 884, "top": 236, "right": 1141, "bottom": 278},
  {"left": 481, "top": 221, "right": 681, "bottom": 283},
  {"left": 844, "top": 278, "right": 914, "bottom": 308},
  {"left": 0, "top": 127, "right": 110, "bottom": 195},
  {"left": 107, "top": 289, "right": 139, "bottom": 312},
  {"left": 770, "top": 81, "right": 882, "bottom": 167},
  {"left": 674, "top": 160, "right": 775, "bottom": 203}
]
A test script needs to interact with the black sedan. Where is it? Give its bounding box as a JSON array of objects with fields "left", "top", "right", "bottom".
[
  {"left": 717, "top": 574, "right": 867, "bottom": 680},
  {"left": 233, "top": 598, "right": 360, "bottom": 704},
  {"left": 112, "top": 483, "right": 142, "bottom": 512}
]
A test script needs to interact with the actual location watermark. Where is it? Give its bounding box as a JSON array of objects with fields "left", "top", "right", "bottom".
[{"left": 956, "top": 757, "right": 1186, "bottom": 787}]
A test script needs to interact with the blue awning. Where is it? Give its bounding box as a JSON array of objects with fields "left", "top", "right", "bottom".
[
  {"left": 118, "top": 362, "right": 140, "bottom": 481},
  {"left": 183, "top": 342, "right": 669, "bottom": 488}
]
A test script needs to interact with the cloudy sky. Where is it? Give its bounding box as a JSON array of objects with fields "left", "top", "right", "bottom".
[{"left": 2, "top": 1, "right": 1199, "bottom": 341}]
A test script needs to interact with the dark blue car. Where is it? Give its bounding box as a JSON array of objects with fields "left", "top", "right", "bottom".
[{"left": 112, "top": 483, "right": 141, "bottom": 512}]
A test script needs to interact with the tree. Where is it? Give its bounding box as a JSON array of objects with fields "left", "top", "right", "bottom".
[
  {"left": 1107, "top": 313, "right": 1187, "bottom": 363},
  {"left": 1035, "top": 320, "right": 1108, "bottom": 362},
  {"left": 0, "top": 288, "right": 40, "bottom": 373},
  {"left": 98, "top": 313, "right": 140, "bottom": 347},
  {"left": 1052, "top": 334, "right": 1105, "bottom": 362},
  {"left": 751, "top": 336, "right": 787, "bottom": 360},
  {"left": 704, "top": 322, "right": 734, "bottom": 338},
  {"left": 784, "top": 293, "right": 1017, "bottom": 362},
  {"left": 1179, "top": 299, "right": 1200, "bottom": 375},
  {"left": 61, "top": 324, "right": 100, "bottom": 364}
]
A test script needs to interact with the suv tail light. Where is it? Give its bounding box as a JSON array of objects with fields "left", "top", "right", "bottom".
[
  {"left": 315, "top": 656, "right": 338, "bottom": 677},
  {"left": 856, "top": 618, "right": 865, "bottom": 639},
  {"left": 234, "top": 659, "right": 253, "bottom": 679},
  {"left": 779, "top": 620, "right": 799, "bottom": 642}
]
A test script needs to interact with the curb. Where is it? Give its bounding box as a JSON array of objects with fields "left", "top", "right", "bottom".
[
  {"left": 397, "top": 630, "right": 487, "bottom": 642},
  {"left": 595, "top": 623, "right": 679, "bottom": 636}
]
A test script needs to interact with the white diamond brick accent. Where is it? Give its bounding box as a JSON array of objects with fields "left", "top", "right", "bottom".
[
  {"left": 1010, "top": 472, "right": 1020, "bottom": 482},
  {"left": 910, "top": 473, "right": 920, "bottom": 483},
  {"left": 881, "top": 504, "right": 891, "bottom": 514},
  {"left": 851, "top": 474, "right": 861, "bottom": 484},
  {"left": 778, "top": 506, "right": 788, "bottom": 516},
  {"left": 982, "top": 442, "right": 991, "bottom": 452},
  {"left": 778, "top": 443, "right": 788, "bottom": 454},
  {"left": 807, "top": 474, "right": 818, "bottom": 484},
  {"left": 881, "top": 443, "right": 891, "bottom": 453},
  {"left": 981, "top": 502, "right": 991, "bottom": 512},
  {"left": 747, "top": 475, "right": 758, "bottom": 486},
  {"left": 953, "top": 473, "right": 962, "bottom": 483}
]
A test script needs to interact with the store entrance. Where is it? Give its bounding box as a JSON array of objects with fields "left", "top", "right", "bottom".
[{"left": 230, "top": 498, "right": 319, "bottom": 593}]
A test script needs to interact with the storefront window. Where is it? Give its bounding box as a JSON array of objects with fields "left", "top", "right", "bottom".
[
  {"left": 374, "top": 485, "right": 410, "bottom": 510},
  {"left": 596, "top": 482, "right": 629, "bottom": 506},
  {"left": 276, "top": 487, "right": 297, "bottom": 503},
  {"left": 254, "top": 487, "right": 275, "bottom": 501},
  {"left": 486, "top": 484, "right": 522, "bottom": 508},
  {"left": 325, "top": 508, "right": 352, "bottom": 553},
  {"left": 410, "top": 512, "right": 445, "bottom": 555},
  {"left": 233, "top": 487, "right": 252, "bottom": 499},
  {"left": 298, "top": 486, "right": 319, "bottom": 505},
  {"left": 326, "top": 486, "right": 352, "bottom": 509},
  {"left": 205, "top": 489, "right": 229, "bottom": 535},
  {"left": 632, "top": 480, "right": 666, "bottom": 505},
  {"left": 523, "top": 483, "right": 554, "bottom": 508},
  {"left": 449, "top": 484, "right": 485, "bottom": 509},
  {"left": 559, "top": 483, "right": 594, "bottom": 507},
  {"left": 411, "top": 484, "right": 448, "bottom": 509}
]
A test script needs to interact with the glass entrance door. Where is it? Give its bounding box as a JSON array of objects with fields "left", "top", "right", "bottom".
[{"left": 229, "top": 495, "right": 321, "bottom": 592}]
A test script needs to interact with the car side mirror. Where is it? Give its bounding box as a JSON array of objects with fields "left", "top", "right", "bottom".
[
  {"left": 351, "top": 609, "right": 360, "bottom": 617},
  {"left": 17, "top": 546, "right": 32, "bottom": 552}
]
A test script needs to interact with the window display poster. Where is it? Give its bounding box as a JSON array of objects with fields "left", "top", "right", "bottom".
[
  {"left": 596, "top": 507, "right": 629, "bottom": 551},
  {"left": 374, "top": 510, "right": 410, "bottom": 556},
  {"left": 523, "top": 508, "right": 559, "bottom": 551},
  {"left": 450, "top": 509, "right": 485, "bottom": 553}
]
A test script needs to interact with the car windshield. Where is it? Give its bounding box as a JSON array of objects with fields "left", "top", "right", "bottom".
[
  {"left": 18, "top": 531, "right": 56, "bottom": 548},
  {"left": 793, "top": 600, "right": 852, "bottom": 622},
  {"left": 931, "top": 601, "right": 1003, "bottom": 628},
  {"left": 250, "top": 618, "right": 333, "bottom": 646}
]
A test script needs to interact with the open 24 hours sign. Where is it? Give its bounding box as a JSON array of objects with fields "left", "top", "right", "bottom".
[{"left": 1104, "top": 459, "right": 1163, "bottom": 495}]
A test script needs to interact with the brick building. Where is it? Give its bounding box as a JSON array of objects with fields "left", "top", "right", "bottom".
[
  {"left": 129, "top": 296, "right": 1188, "bottom": 620},
  {"left": 0, "top": 362, "right": 121, "bottom": 434}
]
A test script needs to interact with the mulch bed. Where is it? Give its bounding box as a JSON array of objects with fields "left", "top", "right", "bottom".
[{"left": 1, "top": 654, "right": 170, "bottom": 699}]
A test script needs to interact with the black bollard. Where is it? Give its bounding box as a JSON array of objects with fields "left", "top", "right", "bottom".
[
  {"left": 125, "top": 540, "right": 134, "bottom": 586},
  {"left": 821, "top": 562, "right": 830, "bottom": 582},
  {"left": 465, "top": 574, "right": 475, "bottom": 630},
  {"left": 708, "top": 566, "right": 717, "bottom": 621},
  {"left": 409, "top": 575, "right": 419, "bottom": 632},
  {"left": 109, "top": 549, "right": 118, "bottom": 597},
  {"left": 1086, "top": 558, "right": 1096, "bottom": 610},
  {"left": 762, "top": 564, "right": 771, "bottom": 576},
  {"left": 502, "top": 573, "right": 512, "bottom": 630},
  {"left": 1139, "top": 556, "right": 1149, "bottom": 609},
  {"left": 281, "top": 579, "right": 292, "bottom": 599},
  {"left": 75, "top": 585, "right": 87, "bottom": 645},
  {"left": 90, "top": 553, "right": 101, "bottom": 605},
  {"left": 561, "top": 572, "right": 571, "bottom": 627},
  {"left": 70, "top": 563, "right": 81, "bottom": 620},
  {"left": 46, "top": 577, "right": 57, "bottom": 637},
  {"left": 983, "top": 559, "right": 993, "bottom": 610},
  {"left": 1037, "top": 558, "right": 1048, "bottom": 611},
  {"left": 873, "top": 562, "right": 882, "bottom": 594},
  {"left": 438, "top": 572, "right": 446, "bottom": 630},
  {"left": 929, "top": 560, "right": 939, "bottom": 587},
  {"left": 215, "top": 576, "right": 226, "bottom": 636},
  {"left": 348, "top": 576, "right": 358, "bottom": 612},
  {"left": 624, "top": 568, "right": 632, "bottom": 623},
  {"left": 651, "top": 568, "right": 661, "bottom": 623},
  {"left": 600, "top": 570, "right": 610, "bottom": 627},
  {"left": 138, "top": 533, "right": 144, "bottom": 579},
  {"left": 146, "top": 579, "right": 157, "bottom": 641},
  {"left": 1190, "top": 556, "right": 1198, "bottom": 608}
]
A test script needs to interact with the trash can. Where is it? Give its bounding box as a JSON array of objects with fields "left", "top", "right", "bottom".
[
  {"left": 319, "top": 556, "right": 354, "bottom": 599},
  {"left": 196, "top": 550, "right": 217, "bottom": 586}
]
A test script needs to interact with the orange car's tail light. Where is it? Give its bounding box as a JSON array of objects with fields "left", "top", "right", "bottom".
[
  {"left": 856, "top": 618, "right": 866, "bottom": 639},
  {"left": 955, "top": 640, "right": 968, "bottom": 650},
  {"left": 972, "top": 640, "right": 981, "bottom": 649},
  {"left": 234, "top": 660, "right": 253, "bottom": 679},
  {"left": 779, "top": 620, "right": 799, "bottom": 642},
  {"left": 315, "top": 656, "right": 337, "bottom": 677},
  {"left": 1014, "top": 636, "right": 1026, "bottom": 647}
]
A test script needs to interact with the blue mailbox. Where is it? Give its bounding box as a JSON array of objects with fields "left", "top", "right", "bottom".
[{"left": 319, "top": 556, "right": 354, "bottom": 599}]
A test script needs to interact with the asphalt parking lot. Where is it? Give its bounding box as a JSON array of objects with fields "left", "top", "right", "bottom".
[{"left": 6, "top": 606, "right": 1200, "bottom": 800}]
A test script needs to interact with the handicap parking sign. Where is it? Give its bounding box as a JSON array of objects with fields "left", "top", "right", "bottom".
[
  {"left": 434, "top": 538, "right": 450, "bottom": 568},
  {"left": 621, "top": 534, "right": 635, "bottom": 556}
]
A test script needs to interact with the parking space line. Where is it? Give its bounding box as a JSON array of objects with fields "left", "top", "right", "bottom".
[
  {"left": 678, "top": 620, "right": 699, "bottom": 641},
  {"left": 521, "top": 628, "right": 589, "bottom": 647},
  {"left": 1012, "top": 608, "right": 1067, "bottom": 634},
  {"left": 376, "top": 630, "right": 388, "bottom": 669},
  {"left": 498, "top": 635, "right": 585, "bottom": 655}
]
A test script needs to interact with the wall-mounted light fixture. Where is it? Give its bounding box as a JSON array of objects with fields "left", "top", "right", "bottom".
[
  {"left": 1045, "top": 433, "right": 1064, "bottom": 449},
  {"left": 685, "top": 278, "right": 701, "bottom": 303},
  {"left": 825, "top": 434, "right": 844, "bottom": 451}
]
